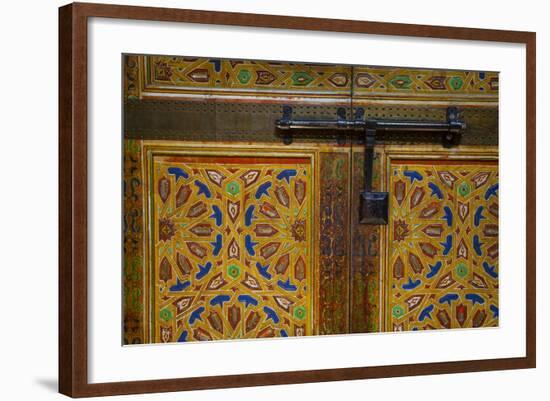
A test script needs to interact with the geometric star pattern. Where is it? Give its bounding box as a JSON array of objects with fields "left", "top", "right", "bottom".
[
  {"left": 152, "top": 155, "right": 312, "bottom": 343},
  {"left": 387, "top": 160, "right": 499, "bottom": 331}
]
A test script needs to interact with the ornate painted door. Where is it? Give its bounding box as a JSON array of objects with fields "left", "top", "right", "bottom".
[{"left": 123, "top": 55, "right": 499, "bottom": 344}]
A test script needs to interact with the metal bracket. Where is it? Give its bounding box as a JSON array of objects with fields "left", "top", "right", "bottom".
[
  {"left": 281, "top": 105, "right": 294, "bottom": 145},
  {"left": 359, "top": 127, "right": 389, "bottom": 224},
  {"left": 275, "top": 106, "right": 466, "bottom": 225}
]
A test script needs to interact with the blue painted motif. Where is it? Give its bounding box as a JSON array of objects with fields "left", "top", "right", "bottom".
[
  {"left": 255, "top": 182, "right": 271, "bottom": 199},
  {"left": 276, "top": 169, "right": 297, "bottom": 183},
  {"left": 428, "top": 182, "right": 443, "bottom": 199},
  {"left": 440, "top": 234, "right": 453, "bottom": 256},
  {"left": 402, "top": 277, "right": 422, "bottom": 290},
  {"left": 482, "top": 261, "right": 498, "bottom": 278},
  {"left": 473, "top": 235, "right": 484, "bottom": 256},
  {"left": 167, "top": 167, "right": 189, "bottom": 182},
  {"left": 196, "top": 262, "right": 212, "bottom": 280},
  {"left": 484, "top": 183, "right": 498, "bottom": 200},
  {"left": 210, "top": 205, "right": 222, "bottom": 226},
  {"left": 194, "top": 180, "right": 212, "bottom": 198},
  {"left": 177, "top": 330, "right": 188, "bottom": 342},
  {"left": 238, "top": 294, "right": 258, "bottom": 307},
  {"left": 474, "top": 206, "right": 485, "bottom": 227},
  {"left": 404, "top": 170, "right": 423, "bottom": 183},
  {"left": 490, "top": 304, "right": 499, "bottom": 318},
  {"left": 439, "top": 293, "right": 459, "bottom": 306},
  {"left": 256, "top": 262, "right": 272, "bottom": 280},
  {"left": 263, "top": 306, "right": 280, "bottom": 324},
  {"left": 277, "top": 278, "right": 297, "bottom": 292},
  {"left": 209, "top": 59, "right": 221, "bottom": 72},
  {"left": 418, "top": 304, "right": 434, "bottom": 321},
  {"left": 210, "top": 294, "right": 231, "bottom": 307},
  {"left": 245, "top": 234, "right": 257, "bottom": 256},
  {"left": 245, "top": 205, "right": 256, "bottom": 226},
  {"left": 465, "top": 293, "right": 485, "bottom": 305},
  {"left": 443, "top": 206, "right": 453, "bottom": 227},
  {"left": 188, "top": 306, "right": 205, "bottom": 325},
  {"left": 210, "top": 234, "right": 222, "bottom": 256},
  {"left": 426, "top": 261, "right": 443, "bottom": 279},
  {"left": 169, "top": 278, "right": 191, "bottom": 292}
]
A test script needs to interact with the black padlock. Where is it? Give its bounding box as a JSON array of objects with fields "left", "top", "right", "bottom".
[{"left": 359, "top": 191, "right": 389, "bottom": 225}]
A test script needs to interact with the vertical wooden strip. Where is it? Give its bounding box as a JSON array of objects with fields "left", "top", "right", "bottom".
[
  {"left": 72, "top": 4, "right": 89, "bottom": 395},
  {"left": 123, "top": 139, "right": 145, "bottom": 344},
  {"left": 318, "top": 151, "right": 350, "bottom": 334},
  {"left": 350, "top": 149, "right": 382, "bottom": 333},
  {"left": 58, "top": 3, "right": 73, "bottom": 396},
  {"left": 59, "top": 3, "right": 89, "bottom": 397},
  {"left": 124, "top": 55, "right": 140, "bottom": 100}
]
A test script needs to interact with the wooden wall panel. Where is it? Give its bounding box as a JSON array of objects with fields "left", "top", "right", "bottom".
[{"left": 317, "top": 151, "right": 351, "bottom": 335}]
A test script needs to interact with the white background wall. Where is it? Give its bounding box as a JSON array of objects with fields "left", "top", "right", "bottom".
[{"left": 0, "top": 0, "right": 545, "bottom": 399}]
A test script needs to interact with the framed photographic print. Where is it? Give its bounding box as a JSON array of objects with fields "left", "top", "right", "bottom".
[{"left": 59, "top": 2, "right": 536, "bottom": 397}]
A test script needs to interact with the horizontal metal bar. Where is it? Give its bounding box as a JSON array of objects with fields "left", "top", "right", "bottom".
[
  {"left": 372, "top": 119, "right": 465, "bottom": 132},
  {"left": 275, "top": 106, "right": 467, "bottom": 225},
  {"left": 275, "top": 118, "right": 465, "bottom": 132},
  {"left": 276, "top": 119, "right": 362, "bottom": 130}
]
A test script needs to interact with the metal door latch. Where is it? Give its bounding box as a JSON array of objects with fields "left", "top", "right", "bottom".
[{"left": 276, "top": 106, "right": 466, "bottom": 225}]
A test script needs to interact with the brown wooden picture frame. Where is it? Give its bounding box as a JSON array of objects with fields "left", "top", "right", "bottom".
[{"left": 58, "top": 2, "right": 536, "bottom": 397}]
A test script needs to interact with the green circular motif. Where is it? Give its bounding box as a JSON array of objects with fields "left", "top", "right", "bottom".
[
  {"left": 237, "top": 69, "right": 251, "bottom": 84},
  {"left": 294, "top": 306, "right": 307, "bottom": 320},
  {"left": 226, "top": 181, "right": 241, "bottom": 196},
  {"left": 449, "top": 76, "right": 464, "bottom": 90},
  {"left": 455, "top": 263, "right": 468, "bottom": 278},
  {"left": 392, "top": 304, "right": 405, "bottom": 319},
  {"left": 159, "top": 308, "right": 173, "bottom": 322},
  {"left": 227, "top": 264, "right": 241, "bottom": 279},
  {"left": 458, "top": 182, "right": 471, "bottom": 197}
]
